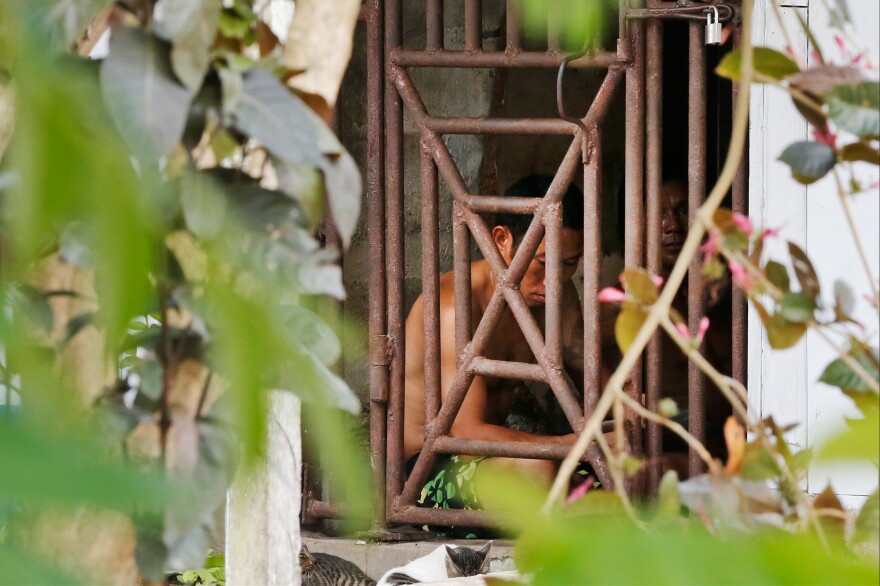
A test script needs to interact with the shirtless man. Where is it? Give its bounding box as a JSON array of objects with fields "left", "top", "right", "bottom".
[
  {"left": 659, "top": 179, "right": 733, "bottom": 457},
  {"left": 402, "top": 175, "right": 598, "bottom": 509}
]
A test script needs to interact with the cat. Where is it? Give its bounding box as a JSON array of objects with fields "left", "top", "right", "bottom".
[
  {"left": 300, "top": 544, "right": 377, "bottom": 586},
  {"left": 376, "top": 541, "right": 492, "bottom": 586}
]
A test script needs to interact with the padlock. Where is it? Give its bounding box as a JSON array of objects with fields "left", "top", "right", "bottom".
[{"left": 706, "top": 6, "right": 722, "bottom": 46}]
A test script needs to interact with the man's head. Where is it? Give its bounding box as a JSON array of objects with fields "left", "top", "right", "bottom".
[
  {"left": 660, "top": 179, "right": 688, "bottom": 272},
  {"left": 491, "top": 175, "right": 584, "bottom": 307}
]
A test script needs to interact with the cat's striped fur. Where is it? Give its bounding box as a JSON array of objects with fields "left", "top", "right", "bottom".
[{"left": 300, "top": 545, "right": 376, "bottom": 586}]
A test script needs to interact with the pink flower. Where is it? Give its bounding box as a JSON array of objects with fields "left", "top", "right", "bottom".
[
  {"left": 732, "top": 213, "right": 753, "bottom": 237},
  {"left": 812, "top": 125, "right": 837, "bottom": 149},
  {"left": 651, "top": 274, "right": 665, "bottom": 288},
  {"left": 598, "top": 287, "right": 627, "bottom": 303},
  {"left": 729, "top": 261, "right": 754, "bottom": 292},
  {"left": 759, "top": 226, "right": 781, "bottom": 242},
  {"left": 675, "top": 322, "right": 691, "bottom": 340},
  {"left": 700, "top": 230, "right": 720, "bottom": 260},
  {"left": 696, "top": 317, "right": 710, "bottom": 344},
  {"left": 565, "top": 476, "right": 595, "bottom": 506}
]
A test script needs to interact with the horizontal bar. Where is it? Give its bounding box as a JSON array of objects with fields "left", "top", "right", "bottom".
[
  {"left": 388, "top": 505, "right": 501, "bottom": 529},
  {"left": 469, "top": 357, "right": 547, "bottom": 382},
  {"left": 462, "top": 195, "right": 542, "bottom": 214},
  {"left": 425, "top": 116, "right": 577, "bottom": 136},
  {"left": 626, "top": 5, "right": 735, "bottom": 23},
  {"left": 433, "top": 437, "right": 580, "bottom": 460},
  {"left": 392, "top": 48, "right": 624, "bottom": 69}
]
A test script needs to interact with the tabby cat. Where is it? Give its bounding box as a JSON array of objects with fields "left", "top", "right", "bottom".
[
  {"left": 300, "top": 544, "right": 376, "bottom": 586},
  {"left": 376, "top": 542, "right": 492, "bottom": 586}
]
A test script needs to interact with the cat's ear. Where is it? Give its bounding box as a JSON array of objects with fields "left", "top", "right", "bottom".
[
  {"left": 300, "top": 545, "right": 316, "bottom": 566},
  {"left": 445, "top": 546, "right": 464, "bottom": 575},
  {"left": 477, "top": 541, "right": 493, "bottom": 559}
]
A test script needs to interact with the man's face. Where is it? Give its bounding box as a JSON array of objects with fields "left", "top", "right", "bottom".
[
  {"left": 493, "top": 226, "right": 584, "bottom": 307},
  {"left": 660, "top": 181, "right": 688, "bottom": 271}
]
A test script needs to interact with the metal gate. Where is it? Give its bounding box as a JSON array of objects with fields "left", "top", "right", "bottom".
[{"left": 306, "top": 0, "right": 748, "bottom": 534}]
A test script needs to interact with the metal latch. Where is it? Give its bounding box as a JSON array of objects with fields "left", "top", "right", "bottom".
[{"left": 706, "top": 6, "right": 722, "bottom": 45}]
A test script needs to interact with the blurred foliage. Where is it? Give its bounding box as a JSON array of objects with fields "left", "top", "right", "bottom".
[
  {"left": 0, "top": 0, "right": 366, "bottom": 581},
  {"left": 517, "top": 0, "right": 618, "bottom": 53}
]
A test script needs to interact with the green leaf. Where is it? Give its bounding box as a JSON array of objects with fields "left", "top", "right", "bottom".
[
  {"left": 622, "top": 268, "right": 658, "bottom": 304},
  {"left": 787, "top": 65, "right": 864, "bottom": 99},
  {"left": 826, "top": 82, "right": 880, "bottom": 139},
  {"left": 787, "top": 242, "right": 820, "bottom": 298},
  {"left": 154, "top": 0, "right": 221, "bottom": 92},
  {"left": 833, "top": 279, "right": 855, "bottom": 318},
  {"left": 853, "top": 489, "right": 879, "bottom": 546},
  {"left": 7, "top": 284, "right": 54, "bottom": 333},
  {"left": 779, "top": 292, "right": 816, "bottom": 324},
  {"left": 218, "top": 8, "right": 250, "bottom": 39},
  {"left": 778, "top": 141, "right": 837, "bottom": 185},
  {"left": 615, "top": 301, "right": 648, "bottom": 354},
  {"left": 716, "top": 47, "right": 800, "bottom": 82},
  {"left": 839, "top": 141, "right": 880, "bottom": 164},
  {"left": 0, "top": 419, "right": 173, "bottom": 510},
  {"left": 657, "top": 470, "right": 680, "bottom": 519},
  {"left": 817, "top": 408, "right": 879, "bottom": 466},
  {"left": 754, "top": 300, "right": 808, "bottom": 350},
  {"left": 181, "top": 172, "right": 227, "bottom": 240},
  {"left": 741, "top": 441, "right": 780, "bottom": 481},
  {"left": 0, "top": 542, "right": 82, "bottom": 585},
  {"left": 818, "top": 351, "right": 879, "bottom": 393},
  {"left": 100, "top": 28, "right": 194, "bottom": 160},
  {"left": 322, "top": 150, "right": 362, "bottom": 249},
  {"left": 41, "top": 0, "right": 111, "bottom": 54},
  {"left": 790, "top": 448, "right": 813, "bottom": 474},
  {"left": 764, "top": 261, "right": 790, "bottom": 293},
  {"left": 232, "top": 68, "right": 322, "bottom": 166},
  {"left": 274, "top": 161, "right": 325, "bottom": 231}
]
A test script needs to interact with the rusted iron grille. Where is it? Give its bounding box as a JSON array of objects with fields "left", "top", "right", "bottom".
[{"left": 305, "top": 0, "right": 748, "bottom": 532}]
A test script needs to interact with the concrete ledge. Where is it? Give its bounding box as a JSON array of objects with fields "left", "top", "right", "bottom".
[{"left": 301, "top": 535, "right": 517, "bottom": 580}]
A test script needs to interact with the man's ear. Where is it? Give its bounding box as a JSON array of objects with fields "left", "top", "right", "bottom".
[{"left": 492, "top": 226, "right": 514, "bottom": 262}]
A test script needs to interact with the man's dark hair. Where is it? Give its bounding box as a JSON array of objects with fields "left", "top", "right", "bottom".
[{"left": 496, "top": 175, "right": 584, "bottom": 245}]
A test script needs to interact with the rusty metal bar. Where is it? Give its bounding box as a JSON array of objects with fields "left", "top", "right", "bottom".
[
  {"left": 469, "top": 357, "right": 546, "bottom": 382},
  {"left": 624, "top": 16, "right": 645, "bottom": 464},
  {"left": 463, "top": 195, "right": 542, "bottom": 214},
  {"left": 434, "top": 437, "right": 580, "bottom": 460},
  {"left": 688, "top": 21, "right": 708, "bottom": 476},
  {"left": 645, "top": 17, "right": 663, "bottom": 496},
  {"left": 426, "top": 116, "right": 577, "bottom": 136},
  {"left": 422, "top": 142, "right": 441, "bottom": 425},
  {"left": 465, "top": 0, "right": 482, "bottom": 51},
  {"left": 626, "top": 4, "right": 735, "bottom": 23},
  {"left": 391, "top": 48, "right": 623, "bottom": 69},
  {"left": 452, "top": 204, "right": 472, "bottom": 360},
  {"left": 544, "top": 202, "right": 563, "bottom": 367},
  {"left": 426, "top": 0, "right": 443, "bottom": 51},
  {"left": 366, "top": 0, "right": 387, "bottom": 530},
  {"left": 583, "top": 128, "right": 602, "bottom": 415},
  {"left": 388, "top": 505, "right": 501, "bottom": 529},
  {"left": 384, "top": 0, "right": 405, "bottom": 511},
  {"left": 505, "top": 0, "right": 521, "bottom": 51}
]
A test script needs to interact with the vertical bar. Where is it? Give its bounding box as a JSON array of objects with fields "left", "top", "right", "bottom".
[
  {"left": 366, "top": 0, "right": 387, "bottom": 531},
  {"left": 583, "top": 130, "right": 602, "bottom": 414},
  {"left": 544, "top": 202, "right": 563, "bottom": 365},
  {"left": 731, "top": 23, "right": 748, "bottom": 393},
  {"left": 384, "top": 0, "right": 405, "bottom": 512},
  {"left": 624, "top": 17, "right": 645, "bottom": 464},
  {"left": 465, "top": 0, "right": 482, "bottom": 51},
  {"left": 453, "top": 204, "right": 472, "bottom": 357},
  {"left": 426, "top": 0, "right": 443, "bottom": 51},
  {"left": 505, "top": 0, "right": 521, "bottom": 51},
  {"left": 688, "top": 22, "right": 708, "bottom": 477},
  {"left": 645, "top": 18, "right": 663, "bottom": 496},
  {"left": 421, "top": 144, "right": 441, "bottom": 423}
]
